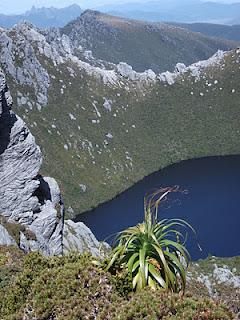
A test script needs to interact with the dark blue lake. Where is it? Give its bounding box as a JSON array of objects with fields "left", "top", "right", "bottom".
[{"left": 76, "top": 156, "right": 240, "bottom": 260}]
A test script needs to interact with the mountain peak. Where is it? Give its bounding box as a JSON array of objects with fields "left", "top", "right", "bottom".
[
  {"left": 27, "top": 4, "right": 82, "bottom": 14},
  {"left": 79, "top": 9, "right": 138, "bottom": 24},
  {"left": 81, "top": 9, "right": 102, "bottom": 17},
  {"left": 0, "top": 4, "right": 83, "bottom": 28}
]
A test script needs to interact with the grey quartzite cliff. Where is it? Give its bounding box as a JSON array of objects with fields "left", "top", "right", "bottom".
[
  {"left": 0, "top": 69, "right": 64, "bottom": 255},
  {"left": 0, "top": 69, "right": 104, "bottom": 256}
]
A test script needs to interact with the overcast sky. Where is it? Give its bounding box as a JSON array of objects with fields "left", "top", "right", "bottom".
[{"left": 0, "top": 0, "right": 240, "bottom": 14}]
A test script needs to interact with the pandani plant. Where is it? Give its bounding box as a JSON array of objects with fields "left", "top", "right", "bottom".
[{"left": 106, "top": 186, "right": 197, "bottom": 294}]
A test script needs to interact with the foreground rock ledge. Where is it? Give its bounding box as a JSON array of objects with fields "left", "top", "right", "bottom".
[{"left": 0, "top": 69, "right": 105, "bottom": 256}]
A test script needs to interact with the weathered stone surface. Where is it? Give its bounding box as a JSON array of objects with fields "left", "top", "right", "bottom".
[
  {"left": 187, "top": 256, "right": 240, "bottom": 316},
  {"left": 63, "top": 220, "right": 110, "bottom": 257},
  {"left": 0, "top": 69, "right": 64, "bottom": 256},
  {"left": 213, "top": 264, "right": 240, "bottom": 288},
  {"left": 117, "top": 62, "right": 156, "bottom": 82},
  {"left": 159, "top": 50, "right": 226, "bottom": 85}
]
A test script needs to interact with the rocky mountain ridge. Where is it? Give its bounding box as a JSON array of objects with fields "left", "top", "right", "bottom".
[
  {"left": 0, "top": 21, "right": 234, "bottom": 114},
  {"left": 62, "top": 10, "right": 238, "bottom": 73}
]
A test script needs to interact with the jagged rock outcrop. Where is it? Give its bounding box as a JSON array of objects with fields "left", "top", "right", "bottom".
[
  {"left": 0, "top": 22, "right": 119, "bottom": 112},
  {"left": 159, "top": 50, "right": 227, "bottom": 85},
  {"left": 0, "top": 69, "right": 64, "bottom": 255},
  {"left": 63, "top": 220, "right": 110, "bottom": 257}
]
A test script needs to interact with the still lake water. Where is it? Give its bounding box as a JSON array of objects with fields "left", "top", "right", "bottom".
[{"left": 76, "top": 156, "right": 240, "bottom": 260}]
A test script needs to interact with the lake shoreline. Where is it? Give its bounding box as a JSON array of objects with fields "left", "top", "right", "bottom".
[
  {"left": 74, "top": 153, "right": 240, "bottom": 217},
  {"left": 75, "top": 154, "right": 240, "bottom": 260}
]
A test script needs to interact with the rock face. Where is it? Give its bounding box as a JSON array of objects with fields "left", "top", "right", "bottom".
[
  {"left": 0, "top": 68, "right": 108, "bottom": 256},
  {"left": 63, "top": 220, "right": 110, "bottom": 257},
  {"left": 0, "top": 69, "right": 64, "bottom": 255}
]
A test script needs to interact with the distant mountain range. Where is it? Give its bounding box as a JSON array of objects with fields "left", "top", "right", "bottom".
[
  {"left": 98, "top": 0, "right": 240, "bottom": 25},
  {"left": 0, "top": 1, "right": 240, "bottom": 29},
  {"left": 63, "top": 10, "right": 237, "bottom": 73},
  {"left": 171, "top": 22, "right": 240, "bottom": 42},
  {"left": 0, "top": 4, "right": 82, "bottom": 28}
]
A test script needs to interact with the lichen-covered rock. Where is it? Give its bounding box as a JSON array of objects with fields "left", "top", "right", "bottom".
[
  {"left": 63, "top": 220, "right": 110, "bottom": 257},
  {"left": 213, "top": 264, "right": 240, "bottom": 288},
  {"left": 159, "top": 50, "right": 226, "bottom": 85},
  {"left": 0, "top": 69, "right": 64, "bottom": 256},
  {"left": 187, "top": 256, "right": 240, "bottom": 316},
  {"left": 117, "top": 62, "right": 156, "bottom": 82}
]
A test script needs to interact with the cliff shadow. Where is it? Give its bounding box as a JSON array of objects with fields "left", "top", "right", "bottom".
[
  {"left": 33, "top": 175, "right": 52, "bottom": 205},
  {"left": 0, "top": 85, "right": 18, "bottom": 156}
]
